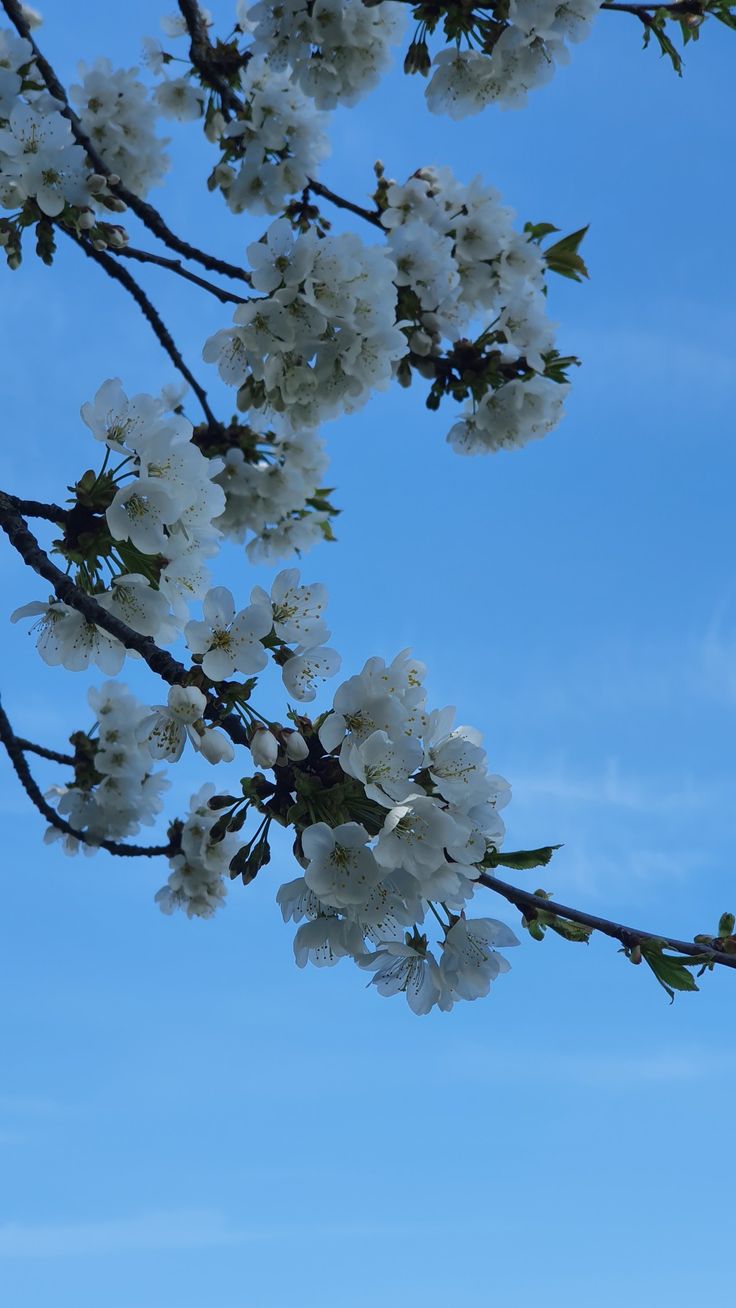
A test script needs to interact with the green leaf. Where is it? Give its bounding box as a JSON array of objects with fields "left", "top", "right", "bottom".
[
  {"left": 711, "top": 2, "right": 736, "bottom": 31},
  {"left": 642, "top": 16, "right": 684, "bottom": 75},
  {"left": 641, "top": 940, "right": 702, "bottom": 1003},
  {"left": 524, "top": 221, "right": 560, "bottom": 245},
  {"left": 485, "top": 844, "right": 562, "bottom": 870},
  {"left": 543, "top": 226, "right": 590, "bottom": 282},
  {"left": 546, "top": 916, "right": 592, "bottom": 943}
]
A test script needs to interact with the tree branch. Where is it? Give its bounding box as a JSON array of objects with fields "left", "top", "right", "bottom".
[
  {"left": 0, "top": 0, "right": 251, "bottom": 285},
  {"left": 16, "top": 738, "right": 75, "bottom": 766},
  {"left": 9, "top": 497, "right": 70, "bottom": 526},
  {"left": 177, "top": 0, "right": 244, "bottom": 116},
  {"left": 601, "top": 2, "right": 704, "bottom": 13},
  {"left": 0, "top": 697, "right": 174, "bottom": 857},
  {"left": 64, "top": 230, "right": 219, "bottom": 428},
  {"left": 477, "top": 871, "right": 736, "bottom": 971},
  {"left": 306, "top": 179, "right": 384, "bottom": 229},
  {"left": 113, "top": 245, "right": 247, "bottom": 304},
  {"left": 0, "top": 491, "right": 188, "bottom": 684},
  {"left": 0, "top": 493, "right": 251, "bottom": 748}
]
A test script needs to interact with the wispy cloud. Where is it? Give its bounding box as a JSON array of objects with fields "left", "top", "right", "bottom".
[
  {"left": 0, "top": 1210, "right": 249, "bottom": 1259},
  {"left": 441, "top": 1045, "right": 736, "bottom": 1090},
  {"left": 0, "top": 1211, "right": 440, "bottom": 1259}
]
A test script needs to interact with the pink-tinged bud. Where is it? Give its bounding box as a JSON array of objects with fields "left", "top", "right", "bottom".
[
  {"left": 285, "top": 731, "right": 309, "bottom": 762},
  {"left": 250, "top": 728, "right": 279, "bottom": 769}
]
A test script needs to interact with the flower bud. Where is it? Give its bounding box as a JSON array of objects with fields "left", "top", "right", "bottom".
[
  {"left": 197, "top": 727, "right": 235, "bottom": 765},
  {"left": 285, "top": 731, "right": 309, "bottom": 762},
  {"left": 409, "top": 330, "right": 433, "bottom": 357},
  {"left": 88, "top": 174, "right": 108, "bottom": 194},
  {"left": 20, "top": 5, "right": 43, "bottom": 28},
  {"left": 77, "top": 211, "right": 95, "bottom": 230},
  {"left": 250, "top": 728, "right": 279, "bottom": 769}
]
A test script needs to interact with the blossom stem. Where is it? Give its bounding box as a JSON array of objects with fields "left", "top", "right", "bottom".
[{"left": 427, "top": 899, "right": 449, "bottom": 933}]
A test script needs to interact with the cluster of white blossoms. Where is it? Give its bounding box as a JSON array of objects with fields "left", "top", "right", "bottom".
[
  {"left": 213, "top": 423, "right": 333, "bottom": 562},
  {"left": 382, "top": 163, "right": 558, "bottom": 361},
  {"left": 204, "top": 218, "right": 406, "bottom": 428},
  {"left": 12, "top": 378, "right": 226, "bottom": 672},
  {"left": 46, "top": 682, "right": 169, "bottom": 854},
  {"left": 71, "top": 58, "right": 169, "bottom": 198},
  {"left": 276, "top": 649, "right": 520, "bottom": 1015},
  {"left": 425, "top": 0, "right": 603, "bottom": 120},
  {"left": 185, "top": 569, "right": 340, "bottom": 703},
  {"left": 447, "top": 373, "right": 570, "bottom": 455},
  {"left": 0, "top": 29, "right": 93, "bottom": 220},
  {"left": 238, "top": 0, "right": 406, "bottom": 109},
  {"left": 155, "top": 783, "right": 239, "bottom": 919},
  {"left": 82, "top": 378, "right": 226, "bottom": 624},
  {"left": 382, "top": 162, "right": 572, "bottom": 453},
  {"left": 212, "top": 56, "right": 330, "bottom": 216}
]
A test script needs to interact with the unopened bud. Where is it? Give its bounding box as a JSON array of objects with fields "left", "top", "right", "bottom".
[
  {"left": 409, "top": 330, "right": 433, "bottom": 357},
  {"left": 285, "top": 731, "right": 309, "bottom": 762},
  {"left": 77, "top": 211, "right": 95, "bottom": 230},
  {"left": 88, "top": 174, "right": 108, "bottom": 193},
  {"left": 107, "top": 173, "right": 121, "bottom": 187},
  {"left": 250, "top": 727, "right": 279, "bottom": 769},
  {"left": 197, "top": 727, "right": 235, "bottom": 765}
]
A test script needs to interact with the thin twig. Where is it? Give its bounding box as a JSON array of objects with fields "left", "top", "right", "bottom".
[
  {"left": 601, "top": 2, "right": 703, "bottom": 13},
  {"left": 306, "top": 179, "right": 384, "bottom": 229},
  {"left": 65, "top": 230, "right": 219, "bottom": 428},
  {"left": 0, "top": 698, "right": 173, "bottom": 857},
  {"left": 114, "top": 245, "right": 247, "bottom": 304},
  {"left": 1, "top": 0, "right": 250, "bottom": 285},
  {"left": 477, "top": 871, "right": 736, "bottom": 971},
  {"left": 16, "top": 738, "right": 75, "bottom": 766}
]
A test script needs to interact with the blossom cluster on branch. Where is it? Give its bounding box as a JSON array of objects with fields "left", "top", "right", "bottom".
[{"left": 1, "top": 0, "right": 734, "bottom": 1018}]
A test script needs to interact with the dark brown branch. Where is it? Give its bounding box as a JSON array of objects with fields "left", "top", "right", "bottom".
[
  {"left": 16, "top": 738, "right": 75, "bottom": 766},
  {"left": 1, "top": 0, "right": 250, "bottom": 285},
  {"left": 0, "top": 699, "right": 173, "bottom": 857},
  {"left": 306, "top": 180, "right": 384, "bottom": 229},
  {"left": 0, "top": 491, "right": 188, "bottom": 685},
  {"left": 10, "top": 497, "right": 70, "bottom": 526},
  {"left": 65, "top": 230, "right": 219, "bottom": 428},
  {"left": 478, "top": 871, "right": 736, "bottom": 971},
  {"left": 113, "top": 245, "right": 247, "bottom": 304},
  {"left": 601, "top": 2, "right": 704, "bottom": 13},
  {"left": 177, "top": 0, "right": 245, "bottom": 117},
  {"left": 0, "top": 493, "right": 250, "bottom": 748}
]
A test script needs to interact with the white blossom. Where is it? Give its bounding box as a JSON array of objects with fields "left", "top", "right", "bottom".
[{"left": 184, "top": 586, "right": 272, "bottom": 681}]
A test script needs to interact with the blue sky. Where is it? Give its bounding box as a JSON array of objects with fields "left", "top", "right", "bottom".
[{"left": 1, "top": 5, "right": 735, "bottom": 1305}]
